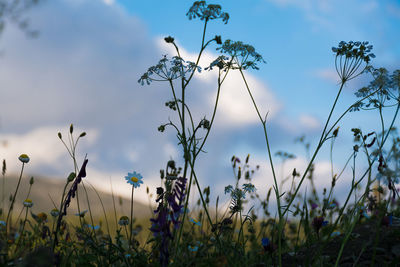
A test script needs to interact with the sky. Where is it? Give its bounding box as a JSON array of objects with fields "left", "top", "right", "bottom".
[{"left": 0, "top": 0, "right": 399, "bottom": 213}]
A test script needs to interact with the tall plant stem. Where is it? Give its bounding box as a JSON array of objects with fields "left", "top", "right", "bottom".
[
  {"left": 5, "top": 162, "right": 25, "bottom": 238},
  {"left": 129, "top": 186, "right": 134, "bottom": 250},
  {"left": 238, "top": 68, "right": 283, "bottom": 265}
]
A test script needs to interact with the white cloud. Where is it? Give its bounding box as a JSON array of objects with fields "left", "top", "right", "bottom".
[
  {"left": 314, "top": 69, "right": 339, "bottom": 84},
  {"left": 299, "top": 114, "right": 320, "bottom": 130},
  {"left": 102, "top": 0, "right": 115, "bottom": 5},
  {"left": 156, "top": 38, "right": 282, "bottom": 129},
  {"left": 0, "top": 126, "right": 98, "bottom": 175}
]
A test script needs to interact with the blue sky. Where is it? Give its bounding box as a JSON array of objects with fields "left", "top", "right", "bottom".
[{"left": 0, "top": 0, "right": 399, "bottom": 212}]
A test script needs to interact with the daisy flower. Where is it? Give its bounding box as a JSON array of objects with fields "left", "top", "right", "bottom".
[
  {"left": 118, "top": 215, "right": 130, "bottom": 226},
  {"left": 189, "top": 217, "right": 201, "bottom": 226},
  {"left": 18, "top": 154, "right": 30, "bottom": 163},
  {"left": 23, "top": 199, "right": 33, "bottom": 208},
  {"left": 125, "top": 171, "right": 143, "bottom": 188},
  {"left": 50, "top": 208, "right": 60, "bottom": 217}
]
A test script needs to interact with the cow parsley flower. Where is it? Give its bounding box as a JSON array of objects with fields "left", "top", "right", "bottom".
[{"left": 242, "top": 183, "right": 256, "bottom": 193}]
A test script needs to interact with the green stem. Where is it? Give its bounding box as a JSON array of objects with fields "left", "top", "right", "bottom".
[
  {"left": 5, "top": 162, "right": 25, "bottom": 238},
  {"left": 129, "top": 186, "right": 134, "bottom": 250}
]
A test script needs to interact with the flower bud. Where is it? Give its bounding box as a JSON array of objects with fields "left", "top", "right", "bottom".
[
  {"left": 67, "top": 172, "right": 76, "bottom": 182},
  {"left": 164, "top": 36, "right": 174, "bottom": 43}
]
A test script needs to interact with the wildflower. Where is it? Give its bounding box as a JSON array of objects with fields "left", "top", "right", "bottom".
[
  {"left": 232, "top": 188, "right": 246, "bottom": 200},
  {"left": 358, "top": 206, "right": 370, "bottom": 219},
  {"left": 18, "top": 154, "right": 30, "bottom": 163},
  {"left": 118, "top": 215, "right": 129, "bottom": 226},
  {"left": 125, "top": 254, "right": 131, "bottom": 258},
  {"left": 217, "top": 40, "right": 265, "bottom": 70},
  {"left": 332, "top": 41, "right": 374, "bottom": 82},
  {"left": 188, "top": 245, "right": 199, "bottom": 252},
  {"left": 125, "top": 171, "right": 143, "bottom": 188},
  {"left": 224, "top": 185, "right": 233, "bottom": 194},
  {"left": 85, "top": 224, "right": 100, "bottom": 230},
  {"left": 37, "top": 212, "right": 48, "bottom": 223},
  {"left": 50, "top": 208, "right": 60, "bottom": 217},
  {"left": 0, "top": 220, "right": 6, "bottom": 227},
  {"left": 311, "top": 202, "right": 318, "bottom": 210},
  {"left": 382, "top": 214, "right": 393, "bottom": 227},
  {"left": 75, "top": 210, "right": 88, "bottom": 217},
  {"left": 328, "top": 201, "right": 338, "bottom": 209},
  {"left": 312, "top": 216, "right": 328, "bottom": 233},
  {"left": 62, "top": 159, "right": 88, "bottom": 218},
  {"left": 331, "top": 231, "right": 341, "bottom": 237},
  {"left": 242, "top": 183, "right": 256, "bottom": 193},
  {"left": 261, "top": 237, "right": 269, "bottom": 246},
  {"left": 149, "top": 175, "right": 187, "bottom": 266},
  {"left": 189, "top": 217, "right": 201, "bottom": 226},
  {"left": 186, "top": 1, "right": 229, "bottom": 24},
  {"left": 262, "top": 237, "right": 275, "bottom": 252},
  {"left": 23, "top": 198, "right": 33, "bottom": 208},
  {"left": 215, "top": 35, "right": 222, "bottom": 44}
]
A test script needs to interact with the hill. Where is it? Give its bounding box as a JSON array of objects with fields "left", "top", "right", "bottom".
[{"left": 0, "top": 175, "right": 153, "bottom": 223}]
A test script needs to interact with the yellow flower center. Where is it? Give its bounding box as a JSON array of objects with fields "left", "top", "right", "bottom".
[{"left": 131, "top": 176, "right": 139, "bottom": 183}]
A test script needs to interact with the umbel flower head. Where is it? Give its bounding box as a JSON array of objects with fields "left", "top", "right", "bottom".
[
  {"left": 332, "top": 41, "right": 374, "bottom": 82},
  {"left": 18, "top": 154, "right": 30, "bottom": 163},
  {"left": 125, "top": 171, "right": 143, "bottom": 188},
  {"left": 186, "top": 1, "right": 229, "bottom": 24},
  {"left": 215, "top": 40, "right": 265, "bottom": 70}
]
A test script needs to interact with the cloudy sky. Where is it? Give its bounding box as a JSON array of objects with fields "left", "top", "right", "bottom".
[{"left": 0, "top": 0, "right": 399, "bottom": 212}]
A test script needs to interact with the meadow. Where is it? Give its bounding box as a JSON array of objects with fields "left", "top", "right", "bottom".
[{"left": 1, "top": 1, "right": 400, "bottom": 266}]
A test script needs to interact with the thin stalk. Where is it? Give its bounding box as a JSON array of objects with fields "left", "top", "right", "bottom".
[
  {"left": 238, "top": 67, "right": 282, "bottom": 265},
  {"left": 5, "top": 162, "right": 25, "bottom": 238},
  {"left": 129, "top": 186, "right": 134, "bottom": 249}
]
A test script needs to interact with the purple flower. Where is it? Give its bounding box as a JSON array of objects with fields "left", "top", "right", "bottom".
[
  {"left": 149, "top": 175, "right": 187, "bottom": 267},
  {"left": 311, "top": 202, "right": 318, "bottom": 210},
  {"left": 312, "top": 216, "right": 328, "bottom": 233},
  {"left": 261, "top": 237, "right": 269, "bottom": 246},
  {"left": 382, "top": 214, "right": 393, "bottom": 227},
  {"left": 261, "top": 237, "right": 275, "bottom": 252}
]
